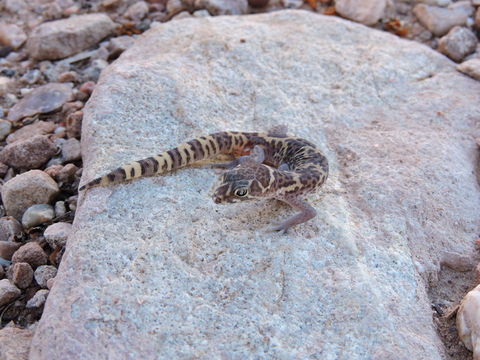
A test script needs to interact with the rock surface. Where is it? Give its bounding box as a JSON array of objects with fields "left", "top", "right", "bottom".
[
  {"left": 31, "top": 10, "right": 480, "bottom": 360},
  {"left": 6, "top": 83, "right": 73, "bottom": 122},
  {"left": 26, "top": 13, "right": 117, "bottom": 60},
  {"left": 1, "top": 170, "right": 59, "bottom": 220},
  {"left": 0, "top": 326, "right": 34, "bottom": 360}
]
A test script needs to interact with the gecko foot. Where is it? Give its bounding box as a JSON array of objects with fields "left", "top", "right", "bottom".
[{"left": 267, "top": 222, "right": 290, "bottom": 234}]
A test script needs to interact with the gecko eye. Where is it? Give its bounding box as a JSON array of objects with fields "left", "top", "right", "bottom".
[{"left": 234, "top": 187, "right": 248, "bottom": 197}]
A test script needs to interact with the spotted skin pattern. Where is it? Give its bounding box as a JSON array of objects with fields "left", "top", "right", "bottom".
[{"left": 80, "top": 130, "right": 329, "bottom": 233}]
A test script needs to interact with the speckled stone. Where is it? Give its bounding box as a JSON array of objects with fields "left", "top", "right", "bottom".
[
  {"left": 34, "top": 265, "right": 57, "bottom": 288},
  {"left": 26, "top": 289, "right": 49, "bottom": 308},
  {"left": 0, "top": 135, "right": 58, "bottom": 170},
  {"left": 6, "top": 83, "right": 73, "bottom": 122},
  {"left": 31, "top": 10, "right": 480, "bottom": 360},
  {"left": 11, "top": 262, "right": 33, "bottom": 289},
  {"left": 457, "top": 58, "right": 480, "bottom": 81},
  {"left": 12, "top": 242, "right": 47, "bottom": 269},
  {"left": 27, "top": 14, "right": 116, "bottom": 60},
  {"left": 21, "top": 204, "right": 55, "bottom": 229},
  {"left": 0, "top": 119, "right": 12, "bottom": 141},
  {"left": 1, "top": 170, "right": 59, "bottom": 220},
  {"left": 0, "top": 279, "right": 20, "bottom": 307},
  {"left": 43, "top": 222, "right": 71, "bottom": 248}
]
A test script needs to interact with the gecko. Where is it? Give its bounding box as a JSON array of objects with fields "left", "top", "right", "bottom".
[{"left": 79, "top": 127, "right": 329, "bottom": 233}]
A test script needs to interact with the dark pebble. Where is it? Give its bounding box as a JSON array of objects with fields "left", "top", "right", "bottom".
[{"left": 0, "top": 46, "right": 13, "bottom": 58}]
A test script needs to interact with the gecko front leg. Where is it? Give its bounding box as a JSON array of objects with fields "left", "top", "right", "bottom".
[{"left": 270, "top": 196, "right": 317, "bottom": 234}]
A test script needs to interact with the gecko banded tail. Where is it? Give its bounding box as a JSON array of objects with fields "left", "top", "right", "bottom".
[{"left": 79, "top": 132, "right": 253, "bottom": 191}]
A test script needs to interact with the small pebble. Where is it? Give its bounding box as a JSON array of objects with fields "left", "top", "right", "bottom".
[
  {"left": 0, "top": 119, "right": 12, "bottom": 141},
  {"left": 46, "top": 277, "right": 55, "bottom": 289},
  {"left": 44, "top": 164, "right": 63, "bottom": 179},
  {"left": 1, "top": 170, "right": 59, "bottom": 220},
  {"left": 438, "top": 26, "right": 477, "bottom": 62},
  {"left": 7, "top": 83, "right": 73, "bottom": 122},
  {"left": 34, "top": 265, "right": 57, "bottom": 288},
  {"left": 66, "top": 111, "right": 83, "bottom": 139},
  {"left": 12, "top": 242, "right": 47, "bottom": 268},
  {"left": 457, "top": 58, "right": 480, "bottom": 80},
  {"left": 0, "top": 135, "right": 58, "bottom": 170},
  {"left": 79, "top": 81, "right": 95, "bottom": 95},
  {"left": 11, "top": 262, "right": 33, "bottom": 289},
  {"left": 21, "top": 204, "right": 55, "bottom": 228},
  {"left": 61, "top": 138, "right": 81, "bottom": 162},
  {"left": 0, "top": 216, "right": 22, "bottom": 242},
  {"left": 0, "top": 241, "right": 22, "bottom": 260},
  {"left": 20, "top": 69, "right": 42, "bottom": 85},
  {"left": 58, "top": 71, "right": 78, "bottom": 83},
  {"left": 0, "top": 24, "right": 27, "bottom": 50},
  {"left": 125, "top": 1, "right": 149, "bottom": 21},
  {"left": 26, "top": 289, "right": 49, "bottom": 308},
  {"left": 192, "top": 9, "right": 211, "bottom": 17},
  {"left": 58, "top": 163, "right": 78, "bottom": 183},
  {"left": 67, "top": 196, "right": 77, "bottom": 212},
  {"left": 6, "top": 120, "right": 56, "bottom": 144},
  {"left": 54, "top": 201, "right": 67, "bottom": 218},
  {"left": 107, "top": 37, "right": 135, "bottom": 59},
  {"left": 0, "top": 278, "right": 20, "bottom": 307},
  {"left": 44, "top": 222, "right": 71, "bottom": 248}
]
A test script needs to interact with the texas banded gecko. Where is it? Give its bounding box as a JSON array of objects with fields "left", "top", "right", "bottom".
[{"left": 80, "top": 127, "right": 329, "bottom": 233}]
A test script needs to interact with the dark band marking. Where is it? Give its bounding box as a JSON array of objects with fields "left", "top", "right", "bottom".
[
  {"left": 167, "top": 150, "right": 179, "bottom": 169},
  {"left": 130, "top": 167, "right": 135, "bottom": 178},
  {"left": 190, "top": 139, "right": 204, "bottom": 160},
  {"left": 139, "top": 159, "right": 149, "bottom": 175},
  {"left": 149, "top": 157, "right": 159, "bottom": 173},
  {"left": 209, "top": 139, "right": 217, "bottom": 154}
]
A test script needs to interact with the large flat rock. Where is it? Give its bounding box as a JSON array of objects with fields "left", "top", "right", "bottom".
[{"left": 31, "top": 10, "right": 480, "bottom": 359}]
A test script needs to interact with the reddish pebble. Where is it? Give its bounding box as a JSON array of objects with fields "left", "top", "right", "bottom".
[
  {"left": 44, "top": 164, "right": 64, "bottom": 179},
  {"left": 79, "top": 81, "right": 96, "bottom": 95},
  {"left": 12, "top": 242, "right": 47, "bottom": 269},
  {"left": 58, "top": 71, "right": 78, "bottom": 83},
  {"left": 66, "top": 111, "right": 83, "bottom": 139},
  {"left": 11, "top": 262, "right": 33, "bottom": 289}
]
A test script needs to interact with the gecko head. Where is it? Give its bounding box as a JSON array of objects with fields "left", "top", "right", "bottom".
[{"left": 212, "top": 162, "right": 271, "bottom": 204}]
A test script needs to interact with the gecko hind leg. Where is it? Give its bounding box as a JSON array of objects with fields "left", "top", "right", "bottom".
[{"left": 269, "top": 196, "right": 316, "bottom": 234}]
